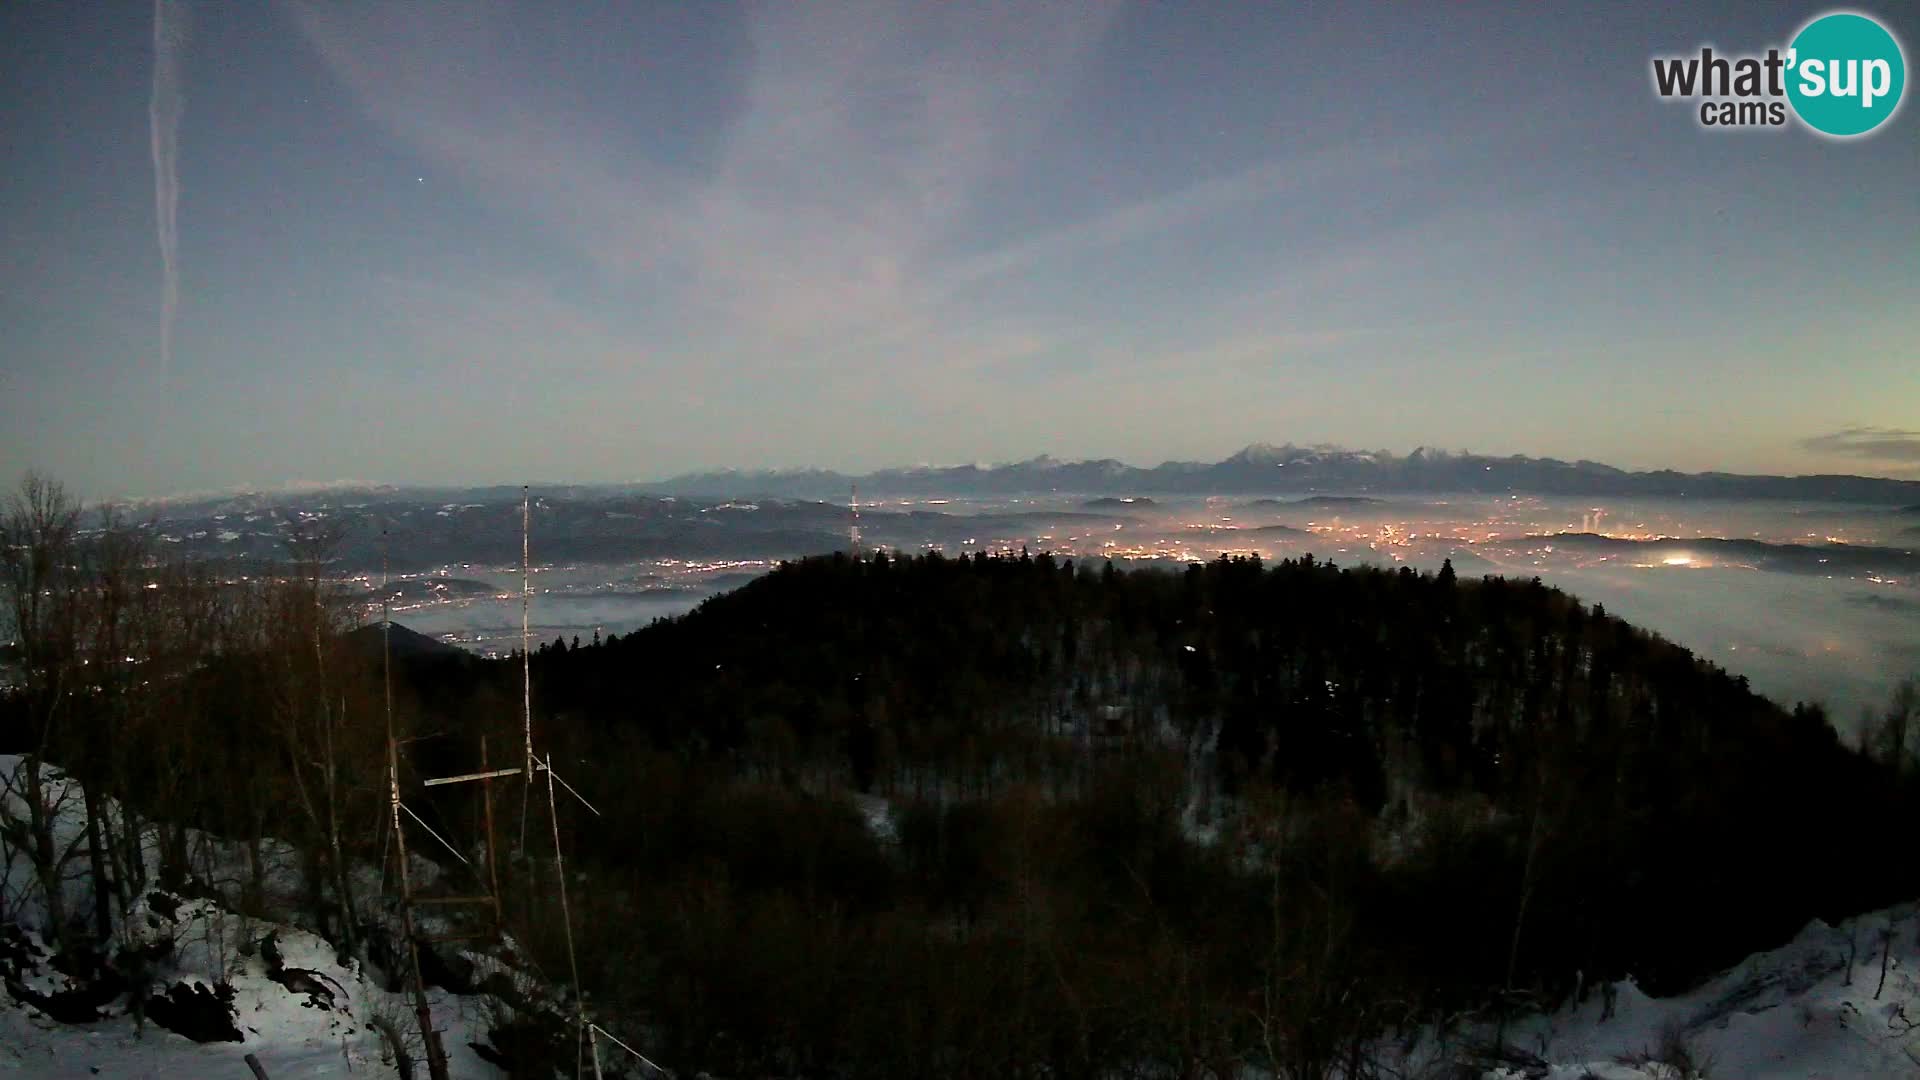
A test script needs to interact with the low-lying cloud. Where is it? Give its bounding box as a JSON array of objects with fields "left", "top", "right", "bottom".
[{"left": 1801, "top": 427, "right": 1920, "bottom": 463}]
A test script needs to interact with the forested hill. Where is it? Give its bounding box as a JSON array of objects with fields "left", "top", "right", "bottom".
[
  {"left": 541, "top": 550, "right": 1821, "bottom": 805},
  {"left": 500, "top": 553, "right": 1914, "bottom": 993}
]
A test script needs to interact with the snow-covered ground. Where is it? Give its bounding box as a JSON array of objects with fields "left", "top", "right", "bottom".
[
  {"left": 1, "top": 903, "right": 504, "bottom": 1079},
  {"left": 1402, "top": 905, "right": 1920, "bottom": 1079},
  {"left": 9, "top": 750, "right": 1920, "bottom": 1078},
  {"left": 2, "top": 753, "right": 513, "bottom": 1078},
  {"left": 12, "top": 893, "right": 1918, "bottom": 1080}
]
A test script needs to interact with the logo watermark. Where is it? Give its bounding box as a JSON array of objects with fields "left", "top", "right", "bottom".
[{"left": 1651, "top": 10, "right": 1906, "bottom": 137}]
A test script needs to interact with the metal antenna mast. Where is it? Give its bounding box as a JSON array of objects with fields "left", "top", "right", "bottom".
[
  {"left": 850, "top": 482, "right": 862, "bottom": 556},
  {"left": 518, "top": 486, "right": 535, "bottom": 859},
  {"left": 522, "top": 486, "right": 534, "bottom": 781},
  {"left": 518, "top": 488, "right": 609, "bottom": 1078},
  {"left": 386, "top": 493, "right": 637, "bottom": 1080}
]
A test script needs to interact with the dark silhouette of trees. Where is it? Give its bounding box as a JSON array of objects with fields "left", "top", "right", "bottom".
[{"left": 1, "top": 473, "right": 85, "bottom": 951}]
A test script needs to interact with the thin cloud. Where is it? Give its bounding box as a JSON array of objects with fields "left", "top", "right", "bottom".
[
  {"left": 1801, "top": 427, "right": 1920, "bottom": 463},
  {"left": 287, "top": 2, "right": 1119, "bottom": 346},
  {"left": 372, "top": 272, "right": 647, "bottom": 379},
  {"left": 150, "top": 0, "right": 191, "bottom": 373},
  {"left": 943, "top": 133, "right": 1445, "bottom": 294},
  {"left": 285, "top": 0, "right": 1497, "bottom": 420}
]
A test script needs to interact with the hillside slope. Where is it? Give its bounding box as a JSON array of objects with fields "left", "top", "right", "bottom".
[
  {"left": 1461, "top": 905, "right": 1920, "bottom": 1078},
  {"left": 0, "top": 755, "right": 521, "bottom": 1079}
]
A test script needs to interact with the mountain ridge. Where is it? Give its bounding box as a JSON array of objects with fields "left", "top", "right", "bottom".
[
  {"left": 645, "top": 444, "right": 1920, "bottom": 502},
  {"left": 123, "top": 447, "right": 1920, "bottom": 507}
]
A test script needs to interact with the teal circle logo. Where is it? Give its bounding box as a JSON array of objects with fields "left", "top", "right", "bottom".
[{"left": 1786, "top": 12, "right": 1906, "bottom": 137}]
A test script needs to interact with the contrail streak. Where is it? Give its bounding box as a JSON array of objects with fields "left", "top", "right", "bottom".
[{"left": 149, "top": 0, "right": 190, "bottom": 373}]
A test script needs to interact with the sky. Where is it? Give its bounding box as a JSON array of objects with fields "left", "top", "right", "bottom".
[{"left": 1, "top": 1, "right": 1917, "bottom": 499}]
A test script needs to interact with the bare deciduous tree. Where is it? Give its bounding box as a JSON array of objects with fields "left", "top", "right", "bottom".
[
  {"left": 255, "top": 517, "right": 379, "bottom": 959},
  {"left": 0, "top": 473, "right": 88, "bottom": 951}
]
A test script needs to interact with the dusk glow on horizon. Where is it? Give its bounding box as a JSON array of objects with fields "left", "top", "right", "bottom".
[{"left": 2, "top": 2, "right": 1917, "bottom": 498}]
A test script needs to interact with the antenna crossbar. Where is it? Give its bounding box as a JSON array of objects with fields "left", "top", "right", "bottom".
[{"left": 423, "top": 767, "right": 522, "bottom": 787}]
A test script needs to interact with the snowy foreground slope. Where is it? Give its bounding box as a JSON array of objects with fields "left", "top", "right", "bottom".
[
  {"left": 9, "top": 750, "right": 1920, "bottom": 1078},
  {"left": 1394, "top": 904, "right": 1920, "bottom": 1080},
  {"left": 1, "top": 754, "right": 510, "bottom": 1079},
  {"left": 11, "top": 892, "right": 1920, "bottom": 1080},
  {"left": 1, "top": 903, "right": 505, "bottom": 1079}
]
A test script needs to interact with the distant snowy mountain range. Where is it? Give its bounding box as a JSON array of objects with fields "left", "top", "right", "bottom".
[
  {"left": 129, "top": 445, "right": 1920, "bottom": 509},
  {"left": 645, "top": 444, "right": 1920, "bottom": 502}
]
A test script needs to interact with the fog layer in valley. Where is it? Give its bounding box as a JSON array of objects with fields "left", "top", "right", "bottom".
[{"left": 141, "top": 490, "right": 1918, "bottom": 727}]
